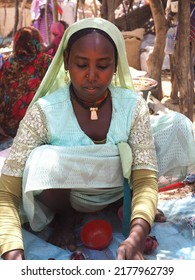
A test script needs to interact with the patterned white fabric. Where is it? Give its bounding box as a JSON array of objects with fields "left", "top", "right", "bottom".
[
  {"left": 151, "top": 111, "right": 195, "bottom": 180},
  {"left": 22, "top": 144, "right": 125, "bottom": 231},
  {"left": 23, "top": 144, "right": 124, "bottom": 191}
]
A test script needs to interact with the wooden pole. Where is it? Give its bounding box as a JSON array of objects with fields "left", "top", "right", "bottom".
[
  {"left": 52, "top": 0, "right": 58, "bottom": 22},
  {"left": 14, "top": 0, "right": 19, "bottom": 35},
  {"left": 175, "top": 0, "right": 194, "bottom": 121},
  {"left": 45, "top": 0, "right": 50, "bottom": 45},
  {"left": 18, "top": 0, "right": 27, "bottom": 29}
]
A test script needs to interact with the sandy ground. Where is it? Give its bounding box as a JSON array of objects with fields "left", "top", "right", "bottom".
[
  {"left": 159, "top": 183, "right": 194, "bottom": 201},
  {"left": 161, "top": 71, "right": 195, "bottom": 129},
  {"left": 161, "top": 72, "right": 172, "bottom": 97},
  {"left": 161, "top": 71, "right": 194, "bottom": 112}
]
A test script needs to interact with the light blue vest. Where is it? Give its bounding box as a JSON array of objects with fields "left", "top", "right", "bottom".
[{"left": 36, "top": 84, "right": 140, "bottom": 146}]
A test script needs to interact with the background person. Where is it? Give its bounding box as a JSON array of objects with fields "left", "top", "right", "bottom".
[
  {"left": 0, "top": 26, "right": 52, "bottom": 142},
  {"left": 43, "top": 20, "right": 69, "bottom": 57}
]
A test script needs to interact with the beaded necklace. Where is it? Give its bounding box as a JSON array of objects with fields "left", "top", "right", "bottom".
[{"left": 70, "top": 84, "right": 109, "bottom": 120}]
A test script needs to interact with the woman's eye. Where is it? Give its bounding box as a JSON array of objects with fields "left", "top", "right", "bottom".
[
  {"left": 75, "top": 64, "right": 110, "bottom": 70},
  {"left": 98, "top": 65, "right": 109, "bottom": 70},
  {"left": 77, "top": 64, "right": 87, "bottom": 68}
]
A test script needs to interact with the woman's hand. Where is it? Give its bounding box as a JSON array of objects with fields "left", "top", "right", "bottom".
[
  {"left": 116, "top": 238, "right": 144, "bottom": 260},
  {"left": 2, "top": 249, "right": 24, "bottom": 260},
  {"left": 116, "top": 218, "right": 150, "bottom": 260}
]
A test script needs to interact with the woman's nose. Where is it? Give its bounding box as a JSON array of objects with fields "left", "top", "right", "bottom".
[{"left": 87, "top": 68, "right": 96, "bottom": 81}]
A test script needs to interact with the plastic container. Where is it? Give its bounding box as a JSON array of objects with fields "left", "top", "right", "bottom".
[
  {"left": 164, "top": 27, "right": 177, "bottom": 54},
  {"left": 80, "top": 219, "right": 112, "bottom": 250}
]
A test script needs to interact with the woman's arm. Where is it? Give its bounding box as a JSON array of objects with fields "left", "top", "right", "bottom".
[
  {"left": 116, "top": 169, "right": 158, "bottom": 260},
  {"left": 0, "top": 104, "right": 48, "bottom": 259}
]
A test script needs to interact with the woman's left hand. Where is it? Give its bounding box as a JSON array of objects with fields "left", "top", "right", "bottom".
[{"left": 116, "top": 238, "right": 144, "bottom": 260}]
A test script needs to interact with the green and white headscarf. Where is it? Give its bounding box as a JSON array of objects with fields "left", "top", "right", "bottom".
[{"left": 29, "top": 17, "right": 134, "bottom": 108}]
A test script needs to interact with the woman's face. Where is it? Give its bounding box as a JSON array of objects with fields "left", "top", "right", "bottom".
[{"left": 64, "top": 32, "right": 117, "bottom": 102}]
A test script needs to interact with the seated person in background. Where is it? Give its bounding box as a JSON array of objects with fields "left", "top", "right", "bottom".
[
  {"left": 0, "top": 26, "right": 52, "bottom": 141},
  {"left": 43, "top": 20, "right": 69, "bottom": 57},
  {"left": 0, "top": 18, "right": 158, "bottom": 260}
]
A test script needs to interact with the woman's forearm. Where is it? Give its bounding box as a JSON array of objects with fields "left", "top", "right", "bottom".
[{"left": 131, "top": 169, "right": 158, "bottom": 227}]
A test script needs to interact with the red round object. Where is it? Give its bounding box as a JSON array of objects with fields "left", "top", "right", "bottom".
[{"left": 80, "top": 219, "right": 113, "bottom": 250}]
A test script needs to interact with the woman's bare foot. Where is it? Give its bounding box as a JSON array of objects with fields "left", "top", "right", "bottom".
[
  {"left": 154, "top": 209, "right": 166, "bottom": 223},
  {"left": 37, "top": 189, "right": 83, "bottom": 251},
  {"left": 48, "top": 211, "right": 83, "bottom": 251}
]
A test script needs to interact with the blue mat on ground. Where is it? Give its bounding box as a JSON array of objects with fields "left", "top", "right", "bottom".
[{"left": 21, "top": 195, "right": 195, "bottom": 260}]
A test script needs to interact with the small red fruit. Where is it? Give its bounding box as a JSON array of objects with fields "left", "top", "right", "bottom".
[
  {"left": 70, "top": 251, "right": 85, "bottom": 260},
  {"left": 143, "top": 236, "right": 158, "bottom": 255}
]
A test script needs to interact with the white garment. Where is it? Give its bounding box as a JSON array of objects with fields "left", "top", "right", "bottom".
[
  {"left": 22, "top": 144, "right": 126, "bottom": 231},
  {"left": 61, "top": 1, "right": 76, "bottom": 25}
]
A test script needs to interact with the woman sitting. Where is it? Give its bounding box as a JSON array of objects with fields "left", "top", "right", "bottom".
[
  {"left": 0, "top": 18, "right": 158, "bottom": 260},
  {"left": 0, "top": 26, "right": 52, "bottom": 144}
]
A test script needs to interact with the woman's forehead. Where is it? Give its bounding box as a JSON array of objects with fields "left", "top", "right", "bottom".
[
  {"left": 66, "top": 28, "right": 117, "bottom": 51},
  {"left": 70, "top": 32, "right": 115, "bottom": 52}
]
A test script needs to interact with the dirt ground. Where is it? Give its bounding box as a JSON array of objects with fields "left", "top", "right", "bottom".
[
  {"left": 161, "top": 71, "right": 180, "bottom": 110},
  {"left": 160, "top": 71, "right": 195, "bottom": 134},
  {"left": 159, "top": 183, "right": 194, "bottom": 201},
  {"left": 161, "top": 71, "right": 195, "bottom": 119},
  {"left": 161, "top": 71, "right": 172, "bottom": 97}
]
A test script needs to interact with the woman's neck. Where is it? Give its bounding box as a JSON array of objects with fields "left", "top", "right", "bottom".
[{"left": 70, "top": 84, "right": 110, "bottom": 121}]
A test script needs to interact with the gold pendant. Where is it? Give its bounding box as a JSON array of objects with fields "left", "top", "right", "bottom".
[{"left": 90, "top": 107, "right": 98, "bottom": 120}]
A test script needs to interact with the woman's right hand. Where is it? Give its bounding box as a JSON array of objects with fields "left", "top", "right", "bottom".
[{"left": 2, "top": 249, "right": 24, "bottom": 260}]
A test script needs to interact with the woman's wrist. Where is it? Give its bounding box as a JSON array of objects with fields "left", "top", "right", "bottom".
[
  {"left": 128, "top": 218, "right": 150, "bottom": 252},
  {"left": 2, "top": 249, "right": 24, "bottom": 260}
]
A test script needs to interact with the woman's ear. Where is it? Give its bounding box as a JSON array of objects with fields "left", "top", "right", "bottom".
[{"left": 63, "top": 50, "right": 68, "bottom": 70}]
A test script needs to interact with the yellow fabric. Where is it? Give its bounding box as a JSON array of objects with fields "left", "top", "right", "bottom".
[
  {"left": 131, "top": 169, "right": 158, "bottom": 228},
  {"left": 0, "top": 174, "right": 23, "bottom": 256},
  {"left": 117, "top": 142, "right": 157, "bottom": 228}
]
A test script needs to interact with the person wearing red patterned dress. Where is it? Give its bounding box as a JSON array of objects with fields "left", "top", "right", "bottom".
[{"left": 0, "top": 26, "right": 52, "bottom": 143}]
